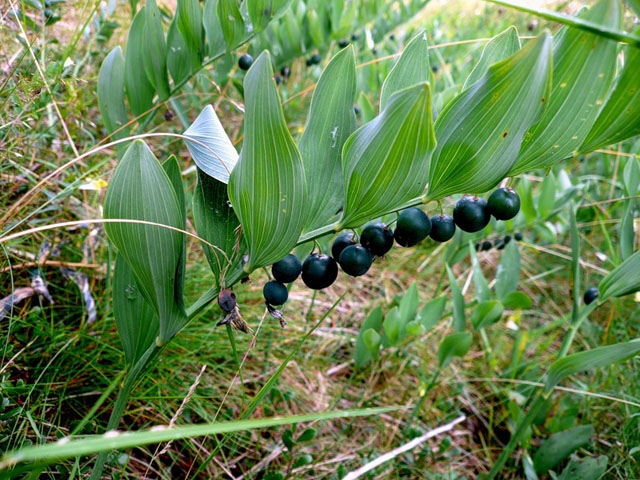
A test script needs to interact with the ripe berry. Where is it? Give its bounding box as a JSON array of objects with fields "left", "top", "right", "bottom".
[
  {"left": 481, "top": 240, "right": 492, "bottom": 251},
  {"left": 306, "top": 53, "right": 321, "bottom": 66},
  {"left": 394, "top": 208, "right": 431, "bottom": 247},
  {"left": 583, "top": 287, "right": 599, "bottom": 305},
  {"left": 453, "top": 196, "right": 491, "bottom": 233},
  {"left": 272, "top": 254, "right": 302, "bottom": 283},
  {"left": 263, "top": 281, "right": 289, "bottom": 306},
  {"left": 338, "top": 39, "right": 350, "bottom": 48},
  {"left": 360, "top": 222, "right": 394, "bottom": 256},
  {"left": 488, "top": 187, "right": 521, "bottom": 221},
  {"left": 332, "top": 232, "right": 357, "bottom": 260},
  {"left": 218, "top": 288, "right": 236, "bottom": 313},
  {"left": 338, "top": 244, "right": 373, "bottom": 277},
  {"left": 514, "top": 232, "right": 524, "bottom": 241},
  {"left": 301, "top": 253, "right": 338, "bottom": 290},
  {"left": 429, "top": 214, "right": 456, "bottom": 242},
  {"left": 238, "top": 54, "right": 254, "bottom": 71}
]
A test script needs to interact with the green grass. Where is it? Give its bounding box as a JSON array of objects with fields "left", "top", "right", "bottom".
[{"left": 2, "top": 0, "right": 640, "bottom": 478}]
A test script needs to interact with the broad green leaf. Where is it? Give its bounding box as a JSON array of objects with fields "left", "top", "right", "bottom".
[
  {"left": 427, "top": 32, "right": 552, "bottom": 199},
  {"left": 629, "top": 0, "right": 640, "bottom": 18},
  {"left": 362, "top": 329, "right": 382, "bottom": 358},
  {"left": 217, "top": 0, "right": 246, "bottom": 49},
  {"left": 382, "top": 307, "right": 402, "bottom": 346},
  {"left": 355, "top": 307, "right": 383, "bottom": 367},
  {"left": 437, "top": 332, "right": 472, "bottom": 368},
  {"left": 97, "top": 47, "right": 129, "bottom": 141},
  {"left": 623, "top": 157, "right": 640, "bottom": 197},
  {"left": 495, "top": 241, "right": 520, "bottom": 300},
  {"left": 203, "top": 0, "right": 227, "bottom": 57},
  {"left": 357, "top": 91, "right": 375, "bottom": 124},
  {"left": 446, "top": 264, "right": 466, "bottom": 332},
  {"left": 299, "top": 47, "right": 357, "bottom": 231},
  {"left": 339, "top": 82, "right": 435, "bottom": 228},
  {"left": 398, "top": 282, "right": 419, "bottom": 325},
  {"left": 176, "top": 0, "right": 204, "bottom": 66},
  {"left": 307, "top": 8, "right": 325, "bottom": 47},
  {"left": 557, "top": 455, "right": 608, "bottom": 480},
  {"left": 193, "top": 169, "right": 241, "bottom": 287},
  {"left": 533, "top": 425, "right": 594, "bottom": 474},
  {"left": 463, "top": 26, "right": 521, "bottom": 90},
  {"left": 545, "top": 339, "right": 640, "bottom": 390},
  {"left": 416, "top": 295, "right": 446, "bottom": 331},
  {"left": 537, "top": 171, "right": 556, "bottom": 220},
  {"left": 143, "top": 0, "right": 170, "bottom": 101},
  {"left": 380, "top": 31, "right": 429, "bottom": 111},
  {"left": 469, "top": 243, "right": 490, "bottom": 302},
  {"left": 0, "top": 407, "right": 398, "bottom": 469},
  {"left": 104, "top": 140, "right": 187, "bottom": 343},
  {"left": 620, "top": 201, "right": 636, "bottom": 261},
  {"left": 125, "top": 7, "right": 155, "bottom": 118},
  {"left": 113, "top": 254, "right": 159, "bottom": 367},
  {"left": 599, "top": 250, "right": 640, "bottom": 299},
  {"left": 183, "top": 105, "right": 239, "bottom": 184},
  {"left": 167, "top": 18, "right": 193, "bottom": 85},
  {"left": 502, "top": 291, "right": 532, "bottom": 309},
  {"left": 247, "top": 0, "right": 293, "bottom": 32},
  {"left": 471, "top": 300, "right": 504, "bottom": 330},
  {"left": 228, "top": 52, "right": 307, "bottom": 272},
  {"left": 580, "top": 44, "right": 640, "bottom": 153},
  {"left": 511, "top": 0, "right": 620, "bottom": 174}
]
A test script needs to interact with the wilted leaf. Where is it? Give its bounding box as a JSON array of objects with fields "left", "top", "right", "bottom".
[
  {"left": 104, "top": 140, "right": 187, "bottom": 343},
  {"left": 125, "top": 7, "right": 155, "bottom": 118},
  {"left": 339, "top": 82, "right": 435, "bottom": 228},
  {"left": 98, "top": 47, "right": 130, "bottom": 141},
  {"left": 533, "top": 425, "right": 594, "bottom": 474},
  {"left": 438, "top": 332, "right": 472, "bottom": 368},
  {"left": 184, "top": 105, "right": 239, "bottom": 184},
  {"left": 545, "top": 339, "right": 640, "bottom": 390},
  {"left": 228, "top": 52, "right": 306, "bottom": 272},
  {"left": 512, "top": 0, "right": 620, "bottom": 174},
  {"left": 299, "top": 47, "right": 357, "bottom": 231},
  {"left": 380, "top": 31, "right": 430, "bottom": 111},
  {"left": 463, "top": 26, "right": 520, "bottom": 90},
  {"left": 427, "top": 32, "right": 552, "bottom": 199}
]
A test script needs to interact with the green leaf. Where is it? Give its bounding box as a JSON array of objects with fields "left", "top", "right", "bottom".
[
  {"left": 192, "top": 169, "right": 241, "bottom": 287},
  {"left": 217, "top": 0, "right": 246, "bottom": 49},
  {"left": 437, "top": 332, "right": 472, "bottom": 368},
  {"left": 545, "top": 339, "right": 640, "bottom": 390},
  {"left": 495, "top": 241, "right": 521, "bottom": 300},
  {"left": 537, "top": 171, "right": 556, "bottom": 220},
  {"left": 427, "top": 32, "right": 552, "bottom": 199},
  {"left": 557, "top": 455, "right": 608, "bottom": 480},
  {"left": 501, "top": 291, "right": 532, "bottom": 309},
  {"left": 176, "top": 0, "right": 204, "bottom": 66},
  {"left": 599, "top": 250, "right": 640, "bottom": 299},
  {"left": 167, "top": 18, "right": 193, "bottom": 85},
  {"left": 398, "top": 282, "right": 419, "bottom": 325},
  {"left": 469, "top": 243, "right": 490, "bottom": 302},
  {"left": 362, "top": 329, "right": 382, "bottom": 358},
  {"left": 471, "top": 300, "right": 504, "bottom": 330},
  {"left": 511, "top": 0, "right": 621, "bottom": 174},
  {"left": 98, "top": 46, "right": 129, "bottom": 148},
  {"left": 629, "top": 0, "right": 640, "bottom": 18},
  {"left": 228, "top": 52, "right": 307, "bottom": 272},
  {"left": 380, "top": 31, "right": 430, "bottom": 111},
  {"left": 104, "top": 140, "right": 187, "bottom": 343},
  {"left": 298, "top": 47, "right": 357, "bottom": 231},
  {"left": 113, "top": 254, "right": 159, "bottom": 367},
  {"left": 357, "top": 91, "right": 375, "bottom": 124},
  {"left": 416, "top": 295, "right": 446, "bottom": 331},
  {"left": 623, "top": 156, "right": 640, "bottom": 197},
  {"left": 463, "top": 26, "right": 521, "bottom": 90},
  {"left": 580, "top": 44, "right": 640, "bottom": 153},
  {"left": 339, "top": 82, "right": 435, "bottom": 228},
  {"left": 382, "top": 307, "right": 402, "bottom": 346},
  {"left": 124, "top": 7, "right": 155, "bottom": 118},
  {"left": 0, "top": 407, "right": 399, "bottom": 469},
  {"left": 143, "top": 0, "right": 170, "bottom": 101},
  {"left": 296, "top": 427, "right": 316, "bottom": 443},
  {"left": 533, "top": 425, "right": 594, "bottom": 474},
  {"left": 183, "top": 105, "right": 239, "bottom": 184},
  {"left": 446, "top": 264, "right": 466, "bottom": 332},
  {"left": 247, "top": 0, "right": 293, "bottom": 33},
  {"left": 355, "top": 307, "right": 383, "bottom": 367},
  {"left": 203, "top": 0, "right": 227, "bottom": 57},
  {"left": 306, "top": 8, "right": 325, "bottom": 47},
  {"left": 620, "top": 201, "right": 635, "bottom": 261}
]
